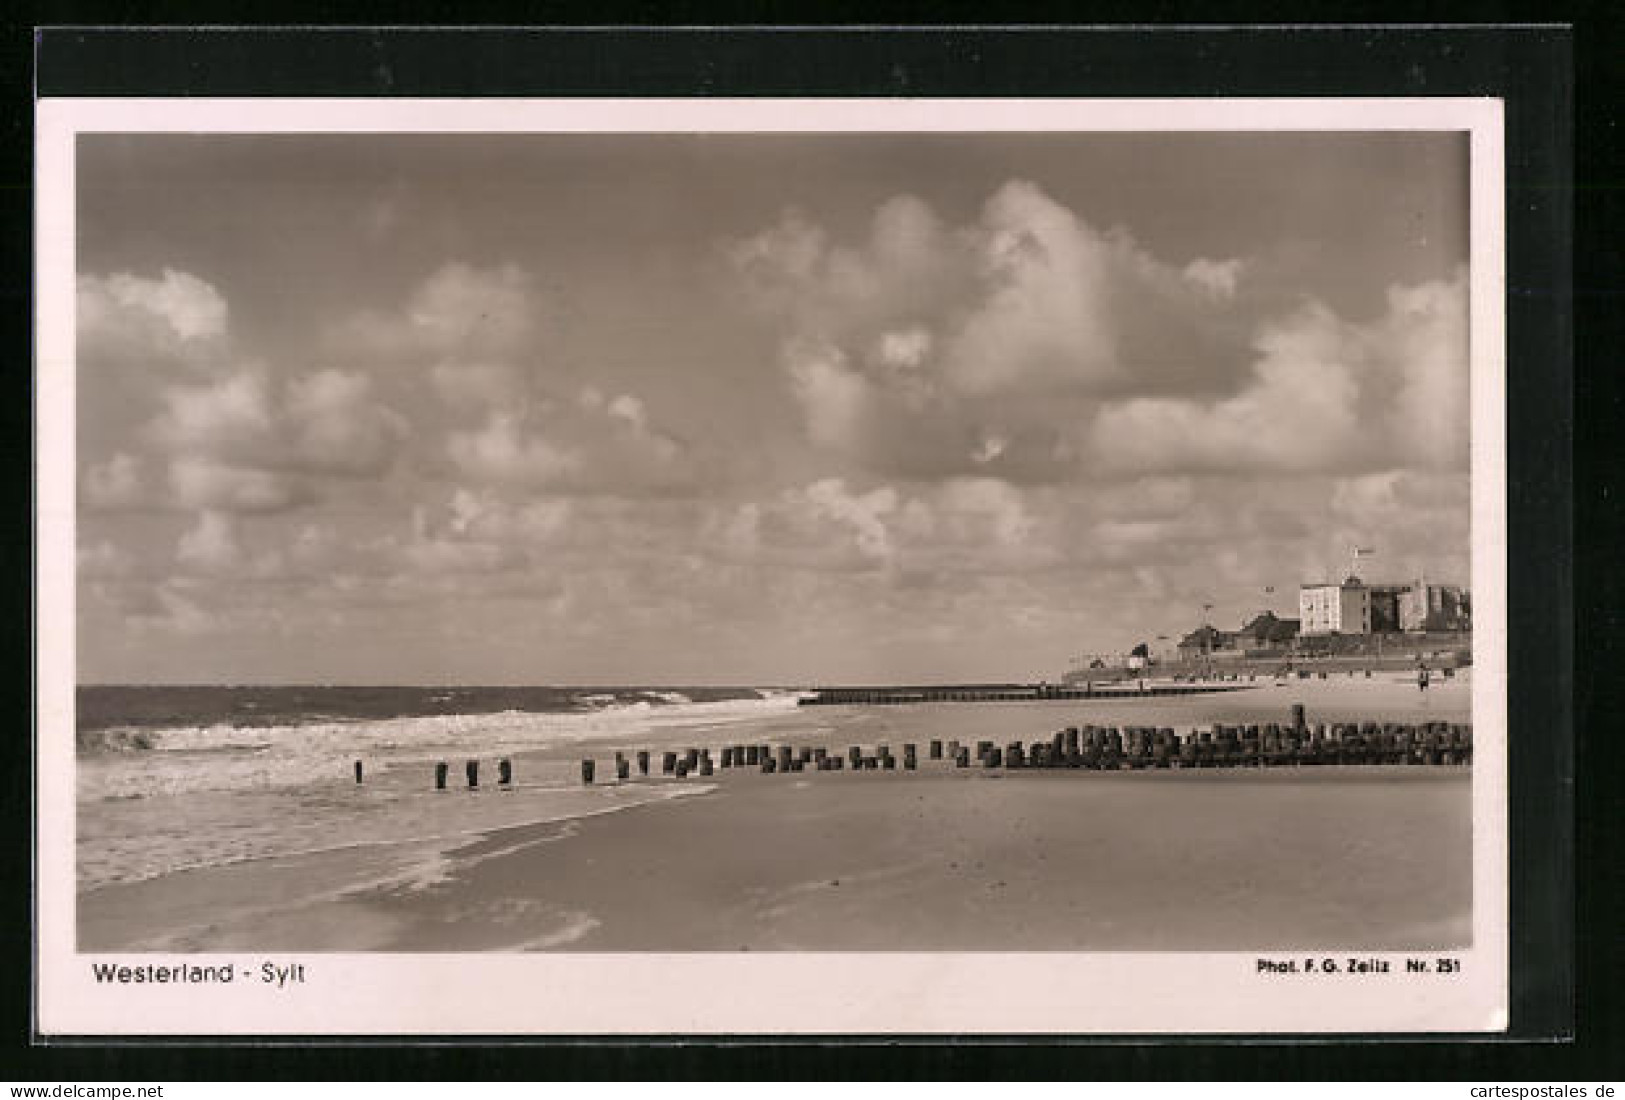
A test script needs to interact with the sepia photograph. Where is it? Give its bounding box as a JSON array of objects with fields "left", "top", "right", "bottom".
[{"left": 36, "top": 97, "right": 1508, "bottom": 1033}]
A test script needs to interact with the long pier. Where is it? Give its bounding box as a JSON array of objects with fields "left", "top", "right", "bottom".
[{"left": 798, "top": 681, "right": 1250, "bottom": 706}]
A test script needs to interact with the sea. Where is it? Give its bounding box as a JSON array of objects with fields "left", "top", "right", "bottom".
[
  {"left": 75, "top": 674, "right": 1471, "bottom": 900},
  {"left": 76, "top": 684, "right": 823, "bottom": 892}
]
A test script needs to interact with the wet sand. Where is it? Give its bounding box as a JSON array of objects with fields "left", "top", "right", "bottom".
[{"left": 83, "top": 764, "right": 1471, "bottom": 952}]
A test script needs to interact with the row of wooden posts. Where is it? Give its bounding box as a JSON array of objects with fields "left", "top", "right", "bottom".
[
  {"left": 351, "top": 707, "right": 1471, "bottom": 789},
  {"left": 353, "top": 757, "right": 514, "bottom": 788},
  {"left": 567, "top": 708, "right": 1472, "bottom": 783}
]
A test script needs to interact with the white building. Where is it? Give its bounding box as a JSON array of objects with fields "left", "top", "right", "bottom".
[{"left": 1299, "top": 577, "right": 1372, "bottom": 635}]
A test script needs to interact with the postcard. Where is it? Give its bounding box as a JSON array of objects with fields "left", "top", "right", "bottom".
[{"left": 36, "top": 96, "right": 1507, "bottom": 1034}]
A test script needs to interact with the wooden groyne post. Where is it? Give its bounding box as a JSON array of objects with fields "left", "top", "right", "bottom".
[
  {"left": 498, "top": 758, "right": 513, "bottom": 786},
  {"left": 466, "top": 760, "right": 479, "bottom": 789},
  {"left": 354, "top": 760, "right": 363, "bottom": 785},
  {"left": 435, "top": 761, "right": 449, "bottom": 790}
]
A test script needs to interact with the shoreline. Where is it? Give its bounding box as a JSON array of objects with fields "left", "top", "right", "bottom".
[{"left": 81, "top": 763, "right": 1471, "bottom": 953}]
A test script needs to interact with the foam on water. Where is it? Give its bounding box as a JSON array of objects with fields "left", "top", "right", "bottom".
[
  {"left": 78, "top": 691, "right": 804, "bottom": 801},
  {"left": 75, "top": 688, "right": 799, "bottom": 893},
  {"left": 78, "top": 773, "right": 717, "bottom": 892}
]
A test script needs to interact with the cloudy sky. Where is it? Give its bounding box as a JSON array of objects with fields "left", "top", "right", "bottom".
[{"left": 75, "top": 131, "right": 1470, "bottom": 685}]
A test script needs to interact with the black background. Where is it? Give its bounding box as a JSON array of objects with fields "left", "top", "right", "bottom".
[{"left": 6, "top": 8, "right": 1613, "bottom": 1082}]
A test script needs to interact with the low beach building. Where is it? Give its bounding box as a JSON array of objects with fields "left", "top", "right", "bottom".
[
  {"left": 1237, "top": 611, "right": 1300, "bottom": 650},
  {"left": 1176, "top": 624, "right": 1233, "bottom": 661}
]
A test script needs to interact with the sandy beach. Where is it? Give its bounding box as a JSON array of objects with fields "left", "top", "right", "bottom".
[
  {"left": 421, "top": 768, "right": 1467, "bottom": 952},
  {"left": 80, "top": 672, "right": 1473, "bottom": 953}
]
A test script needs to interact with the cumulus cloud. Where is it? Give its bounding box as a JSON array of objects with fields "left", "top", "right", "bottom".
[
  {"left": 78, "top": 269, "right": 229, "bottom": 369},
  {"left": 1380, "top": 277, "right": 1471, "bottom": 467},
  {"left": 137, "top": 362, "right": 407, "bottom": 512},
  {"left": 734, "top": 181, "right": 1466, "bottom": 490},
  {"left": 1090, "top": 303, "right": 1362, "bottom": 473},
  {"left": 714, "top": 478, "right": 896, "bottom": 572},
  {"left": 606, "top": 394, "right": 647, "bottom": 431},
  {"left": 284, "top": 369, "right": 408, "bottom": 477},
  {"left": 445, "top": 388, "right": 697, "bottom": 496},
  {"left": 1091, "top": 270, "right": 1468, "bottom": 475},
  {"left": 333, "top": 261, "right": 541, "bottom": 362},
  {"left": 446, "top": 411, "right": 583, "bottom": 488},
  {"left": 149, "top": 371, "right": 278, "bottom": 460},
  {"left": 942, "top": 180, "right": 1122, "bottom": 396},
  {"left": 325, "top": 262, "right": 706, "bottom": 498},
  {"left": 728, "top": 195, "right": 966, "bottom": 339},
  {"left": 78, "top": 263, "right": 407, "bottom": 517},
  {"left": 783, "top": 338, "right": 872, "bottom": 451},
  {"left": 77, "top": 270, "right": 371, "bottom": 516},
  {"left": 730, "top": 180, "right": 1260, "bottom": 481},
  {"left": 800, "top": 478, "right": 899, "bottom": 562},
  {"left": 1183, "top": 257, "right": 1244, "bottom": 298}
]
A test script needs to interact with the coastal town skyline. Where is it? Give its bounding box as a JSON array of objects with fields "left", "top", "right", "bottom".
[{"left": 76, "top": 131, "right": 1472, "bottom": 685}]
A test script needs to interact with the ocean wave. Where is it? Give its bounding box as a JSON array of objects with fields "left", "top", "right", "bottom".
[
  {"left": 76, "top": 727, "right": 157, "bottom": 753},
  {"left": 641, "top": 690, "right": 693, "bottom": 705},
  {"left": 75, "top": 693, "right": 801, "bottom": 801}
]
